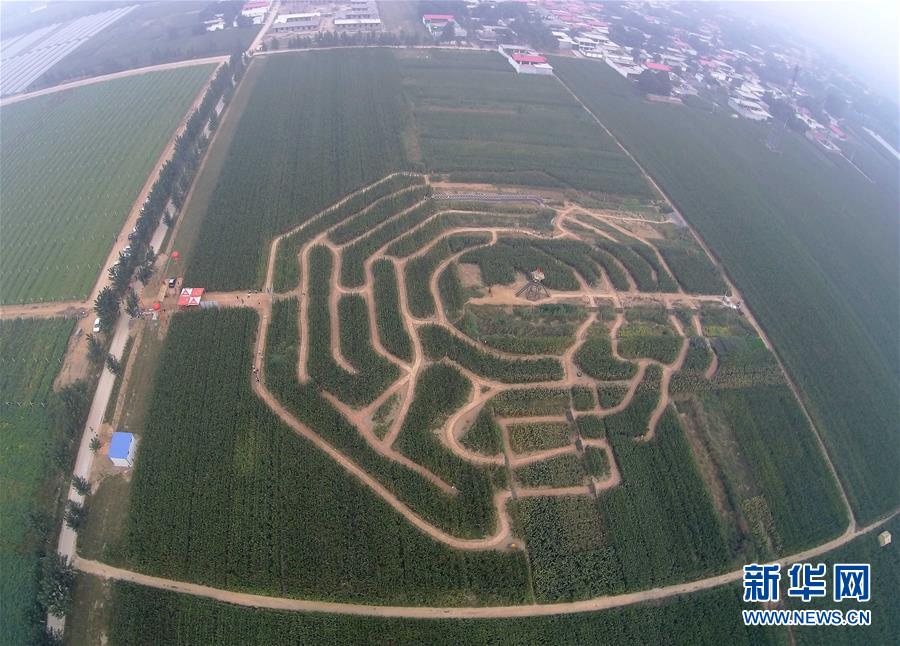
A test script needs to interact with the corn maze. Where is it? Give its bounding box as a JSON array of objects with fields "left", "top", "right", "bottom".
[
  {"left": 153, "top": 168, "right": 837, "bottom": 576},
  {"left": 125, "top": 171, "right": 848, "bottom": 600}
]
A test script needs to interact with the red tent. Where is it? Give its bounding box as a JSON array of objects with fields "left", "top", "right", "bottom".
[{"left": 178, "top": 288, "right": 204, "bottom": 308}]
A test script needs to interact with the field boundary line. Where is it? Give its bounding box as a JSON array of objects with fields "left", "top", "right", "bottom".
[
  {"left": 74, "top": 509, "right": 895, "bottom": 618},
  {"left": 0, "top": 56, "right": 228, "bottom": 108}
]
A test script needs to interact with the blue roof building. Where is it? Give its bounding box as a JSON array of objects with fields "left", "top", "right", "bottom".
[{"left": 109, "top": 432, "right": 137, "bottom": 467}]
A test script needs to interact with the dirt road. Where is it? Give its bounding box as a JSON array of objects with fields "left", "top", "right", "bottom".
[
  {"left": 0, "top": 57, "right": 228, "bottom": 108},
  {"left": 74, "top": 509, "right": 895, "bottom": 618}
]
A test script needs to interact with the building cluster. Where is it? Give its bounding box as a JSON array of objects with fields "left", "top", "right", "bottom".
[
  {"left": 255, "top": 0, "right": 382, "bottom": 36},
  {"left": 529, "top": 0, "right": 858, "bottom": 154},
  {"left": 241, "top": 1, "right": 270, "bottom": 26},
  {"left": 422, "top": 14, "right": 468, "bottom": 41}
]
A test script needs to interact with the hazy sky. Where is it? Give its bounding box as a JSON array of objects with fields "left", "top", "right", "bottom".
[{"left": 731, "top": 1, "right": 899, "bottom": 99}]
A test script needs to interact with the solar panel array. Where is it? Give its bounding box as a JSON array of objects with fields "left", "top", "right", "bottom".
[{"left": 0, "top": 5, "right": 137, "bottom": 97}]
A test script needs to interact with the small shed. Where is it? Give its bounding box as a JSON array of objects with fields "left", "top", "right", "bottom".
[
  {"left": 878, "top": 530, "right": 892, "bottom": 547},
  {"left": 109, "top": 432, "right": 137, "bottom": 468}
]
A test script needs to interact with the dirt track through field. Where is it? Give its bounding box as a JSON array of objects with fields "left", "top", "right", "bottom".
[{"left": 75, "top": 509, "right": 896, "bottom": 618}]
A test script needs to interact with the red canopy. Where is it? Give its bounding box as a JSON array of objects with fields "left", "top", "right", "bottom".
[
  {"left": 152, "top": 302, "right": 162, "bottom": 311},
  {"left": 178, "top": 287, "right": 205, "bottom": 308}
]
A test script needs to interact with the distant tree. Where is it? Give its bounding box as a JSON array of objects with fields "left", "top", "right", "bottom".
[
  {"left": 89, "top": 436, "right": 101, "bottom": 453},
  {"left": 64, "top": 501, "right": 85, "bottom": 530},
  {"left": 637, "top": 69, "right": 672, "bottom": 96},
  {"left": 106, "top": 354, "right": 122, "bottom": 376},
  {"left": 137, "top": 263, "right": 155, "bottom": 286},
  {"left": 125, "top": 289, "right": 141, "bottom": 318},
  {"left": 824, "top": 92, "right": 848, "bottom": 118},
  {"left": 86, "top": 334, "right": 105, "bottom": 365},
  {"left": 72, "top": 475, "right": 91, "bottom": 496},
  {"left": 440, "top": 22, "right": 456, "bottom": 42},
  {"left": 38, "top": 554, "right": 74, "bottom": 617},
  {"left": 93, "top": 287, "right": 119, "bottom": 333}
]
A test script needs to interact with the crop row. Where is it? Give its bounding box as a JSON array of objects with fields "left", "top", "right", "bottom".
[
  {"left": 489, "top": 388, "right": 570, "bottom": 417},
  {"left": 573, "top": 325, "right": 637, "bottom": 380},
  {"left": 460, "top": 238, "right": 580, "bottom": 290},
  {"left": 329, "top": 185, "right": 430, "bottom": 245},
  {"left": 404, "top": 234, "right": 489, "bottom": 318},
  {"left": 554, "top": 56, "right": 899, "bottom": 523},
  {"left": 395, "top": 363, "right": 507, "bottom": 497},
  {"left": 371, "top": 260, "right": 413, "bottom": 362},
  {"left": 437, "top": 264, "right": 465, "bottom": 321},
  {"left": 341, "top": 201, "right": 437, "bottom": 287},
  {"left": 617, "top": 322, "right": 683, "bottom": 364},
  {"left": 274, "top": 174, "right": 425, "bottom": 292},
  {"left": 419, "top": 325, "right": 563, "bottom": 383},
  {"left": 454, "top": 303, "right": 584, "bottom": 356},
  {"left": 601, "top": 365, "right": 662, "bottom": 437},
  {"left": 122, "top": 307, "right": 527, "bottom": 603},
  {"left": 460, "top": 408, "right": 504, "bottom": 456},
  {"left": 106, "top": 578, "right": 780, "bottom": 643},
  {"left": 185, "top": 50, "right": 411, "bottom": 291},
  {"left": 263, "top": 300, "right": 506, "bottom": 539},
  {"left": 515, "top": 453, "right": 585, "bottom": 488},
  {"left": 306, "top": 247, "right": 398, "bottom": 406},
  {"left": 508, "top": 422, "right": 571, "bottom": 454}
]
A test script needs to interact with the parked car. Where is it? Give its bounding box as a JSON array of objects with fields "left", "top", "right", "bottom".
[{"left": 92, "top": 318, "right": 101, "bottom": 333}]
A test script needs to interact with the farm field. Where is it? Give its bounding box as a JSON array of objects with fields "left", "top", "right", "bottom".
[
  {"left": 33, "top": 1, "right": 260, "bottom": 89},
  {"left": 59, "top": 47, "right": 890, "bottom": 641},
  {"left": 183, "top": 50, "right": 410, "bottom": 291},
  {"left": 0, "top": 64, "right": 214, "bottom": 304},
  {"left": 396, "top": 49, "right": 655, "bottom": 198},
  {"left": 119, "top": 308, "right": 528, "bottom": 604},
  {"left": 553, "top": 57, "right": 900, "bottom": 524},
  {"left": 96, "top": 138, "right": 854, "bottom": 616},
  {"left": 103, "top": 582, "right": 782, "bottom": 645},
  {"left": 0, "top": 318, "right": 75, "bottom": 644}
]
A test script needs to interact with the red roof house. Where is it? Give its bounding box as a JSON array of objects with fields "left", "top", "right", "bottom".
[{"left": 512, "top": 53, "right": 548, "bottom": 64}]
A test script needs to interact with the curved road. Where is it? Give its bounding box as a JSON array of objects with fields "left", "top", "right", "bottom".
[{"left": 75, "top": 508, "right": 895, "bottom": 618}]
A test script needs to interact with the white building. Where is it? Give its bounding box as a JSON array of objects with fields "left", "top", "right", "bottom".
[
  {"left": 272, "top": 12, "right": 321, "bottom": 33},
  {"left": 498, "top": 45, "right": 553, "bottom": 75},
  {"left": 334, "top": 18, "right": 382, "bottom": 31},
  {"left": 728, "top": 97, "right": 772, "bottom": 121}
]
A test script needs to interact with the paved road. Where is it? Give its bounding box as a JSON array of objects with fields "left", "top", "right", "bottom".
[{"left": 47, "top": 310, "right": 131, "bottom": 633}]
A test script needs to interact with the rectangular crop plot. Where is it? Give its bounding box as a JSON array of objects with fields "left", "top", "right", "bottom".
[
  {"left": 0, "top": 64, "right": 214, "bottom": 304},
  {"left": 396, "top": 49, "right": 654, "bottom": 198},
  {"left": 184, "top": 50, "right": 410, "bottom": 291},
  {"left": 0, "top": 318, "right": 74, "bottom": 643}
]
